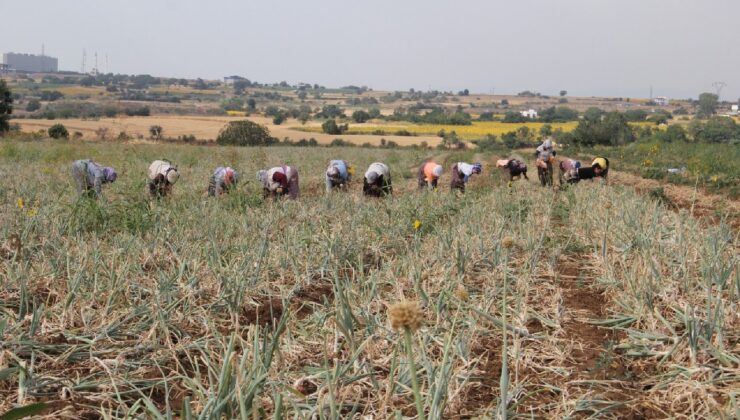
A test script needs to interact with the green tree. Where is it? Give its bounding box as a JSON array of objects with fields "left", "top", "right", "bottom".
[
  {"left": 696, "top": 92, "right": 718, "bottom": 118},
  {"left": 352, "top": 110, "right": 371, "bottom": 123},
  {"left": 539, "top": 123, "right": 553, "bottom": 137},
  {"left": 297, "top": 91, "right": 307, "bottom": 100},
  {"left": 149, "top": 125, "right": 163, "bottom": 140},
  {"left": 48, "top": 123, "right": 69, "bottom": 139},
  {"left": 656, "top": 124, "right": 687, "bottom": 143},
  {"left": 216, "top": 120, "right": 276, "bottom": 146},
  {"left": 26, "top": 99, "right": 41, "bottom": 112},
  {"left": 584, "top": 107, "right": 605, "bottom": 122},
  {"left": 247, "top": 98, "right": 256, "bottom": 111},
  {"left": 321, "top": 119, "right": 348, "bottom": 135},
  {"left": 572, "top": 111, "right": 634, "bottom": 146},
  {"left": 689, "top": 116, "right": 738, "bottom": 143},
  {"left": 0, "top": 79, "right": 13, "bottom": 134}
]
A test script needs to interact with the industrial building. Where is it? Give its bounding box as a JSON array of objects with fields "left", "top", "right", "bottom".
[{"left": 2, "top": 52, "right": 58, "bottom": 73}]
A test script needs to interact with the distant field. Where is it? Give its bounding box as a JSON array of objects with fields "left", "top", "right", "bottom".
[
  {"left": 14, "top": 116, "right": 443, "bottom": 146},
  {"left": 298, "top": 121, "right": 579, "bottom": 140}
]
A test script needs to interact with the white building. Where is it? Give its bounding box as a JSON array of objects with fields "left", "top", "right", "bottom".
[
  {"left": 653, "top": 96, "right": 669, "bottom": 106},
  {"left": 731, "top": 104, "right": 739, "bottom": 115},
  {"left": 520, "top": 109, "right": 538, "bottom": 119}
]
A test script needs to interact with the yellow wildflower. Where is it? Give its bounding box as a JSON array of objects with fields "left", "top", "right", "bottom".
[
  {"left": 413, "top": 219, "right": 422, "bottom": 230},
  {"left": 16, "top": 198, "right": 24, "bottom": 209},
  {"left": 27, "top": 208, "right": 38, "bottom": 217}
]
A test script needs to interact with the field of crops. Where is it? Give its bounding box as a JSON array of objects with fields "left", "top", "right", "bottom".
[
  {"left": 0, "top": 140, "right": 738, "bottom": 418},
  {"left": 297, "top": 121, "right": 580, "bottom": 140}
]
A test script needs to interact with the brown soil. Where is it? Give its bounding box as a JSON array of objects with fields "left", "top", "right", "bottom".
[
  {"left": 455, "top": 336, "right": 503, "bottom": 418},
  {"left": 241, "top": 297, "right": 284, "bottom": 327},
  {"left": 290, "top": 280, "right": 334, "bottom": 318}
]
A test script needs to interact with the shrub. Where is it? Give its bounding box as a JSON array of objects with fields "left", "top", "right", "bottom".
[
  {"left": 322, "top": 119, "right": 348, "bottom": 135},
  {"left": 216, "top": 120, "right": 276, "bottom": 146},
  {"left": 48, "top": 124, "right": 69, "bottom": 139},
  {"left": 352, "top": 110, "right": 371, "bottom": 123}
]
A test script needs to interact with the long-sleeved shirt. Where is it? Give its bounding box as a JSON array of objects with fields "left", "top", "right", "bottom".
[
  {"left": 535, "top": 143, "right": 555, "bottom": 161},
  {"left": 148, "top": 160, "right": 175, "bottom": 181},
  {"left": 72, "top": 159, "right": 106, "bottom": 196},
  {"left": 325, "top": 160, "right": 349, "bottom": 191},
  {"left": 365, "top": 162, "right": 390, "bottom": 182},
  {"left": 456, "top": 162, "right": 476, "bottom": 182},
  {"left": 264, "top": 165, "right": 299, "bottom": 199},
  {"left": 209, "top": 167, "right": 238, "bottom": 195}
]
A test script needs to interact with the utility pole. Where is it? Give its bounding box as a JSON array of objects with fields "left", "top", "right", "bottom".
[
  {"left": 81, "top": 49, "right": 86, "bottom": 74},
  {"left": 712, "top": 81, "right": 726, "bottom": 99}
]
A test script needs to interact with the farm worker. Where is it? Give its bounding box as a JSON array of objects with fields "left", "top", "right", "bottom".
[
  {"left": 496, "top": 159, "right": 528, "bottom": 181},
  {"left": 147, "top": 159, "right": 180, "bottom": 198},
  {"left": 591, "top": 157, "right": 609, "bottom": 178},
  {"left": 257, "top": 165, "right": 299, "bottom": 200},
  {"left": 71, "top": 159, "right": 117, "bottom": 198},
  {"left": 559, "top": 157, "right": 610, "bottom": 184},
  {"left": 575, "top": 157, "right": 610, "bottom": 181},
  {"left": 450, "top": 162, "right": 482, "bottom": 192},
  {"left": 535, "top": 138, "right": 557, "bottom": 167},
  {"left": 558, "top": 159, "right": 581, "bottom": 185},
  {"left": 325, "top": 160, "right": 351, "bottom": 192},
  {"left": 417, "top": 161, "right": 444, "bottom": 190},
  {"left": 363, "top": 162, "right": 392, "bottom": 197},
  {"left": 208, "top": 166, "right": 240, "bottom": 196}
]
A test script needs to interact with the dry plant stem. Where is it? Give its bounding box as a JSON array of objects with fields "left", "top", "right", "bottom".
[{"left": 404, "top": 327, "right": 425, "bottom": 420}]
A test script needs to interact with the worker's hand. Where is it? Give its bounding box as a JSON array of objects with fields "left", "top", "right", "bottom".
[{"left": 276, "top": 187, "right": 284, "bottom": 194}]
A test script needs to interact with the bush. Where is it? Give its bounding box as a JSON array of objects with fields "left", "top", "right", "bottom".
[
  {"left": 321, "top": 119, "right": 348, "bottom": 135},
  {"left": 352, "top": 110, "right": 371, "bottom": 123},
  {"left": 216, "top": 120, "right": 277, "bottom": 146},
  {"left": 503, "top": 111, "right": 527, "bottom": 123},
  {"left": 48, "top": 124, "right": 69, "bottom": 139},
  {"left": 26, "top": 100, "right": 41, "bottom": 112}
]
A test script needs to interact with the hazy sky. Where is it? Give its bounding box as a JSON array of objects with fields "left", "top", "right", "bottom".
[{"left": 3, "top": 0, "right": 739, "bottom": 100}]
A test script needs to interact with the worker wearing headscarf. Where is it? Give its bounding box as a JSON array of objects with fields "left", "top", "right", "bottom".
[
  {"left": 576, "top": 157, "right": 610, "bottom": 181},
  {"left": 417, "top": 161, "right": 444, "bottom": 190},
  {"left": 535, "top": 138, "right": 556, "bottom": 163},
  {"left": 208, "top": 166, "right": 240, "bottom": 196},
  {"left": 257, "top": 165, "right": 299, "bottom": 200},
  {"left": 363, "top": 162, "right": 392, "bottom": 197},
  {"left": 71, "top": 159, "right": 117, "bottom": 198},
  {"left": 147, "top": 160, "right": 180, "bottom": 198},
  {"left": 325, "top": 160, "right": 351, "bottom": 192},
  {"left": 450, "top": 162, "right": 482, "bottom": 192},
  {"left": 559, "top": 159, "right": 581, "bottom": 185},
  {"left": 496, "top": 159, "right": 528, "bottom": 181}
]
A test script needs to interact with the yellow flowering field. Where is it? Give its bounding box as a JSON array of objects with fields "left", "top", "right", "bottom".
[{"left": 299, "top": 121, "right": 579, "bottom": 140}]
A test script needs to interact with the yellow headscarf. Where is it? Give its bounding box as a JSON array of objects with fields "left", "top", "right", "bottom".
[{"left": 592, "top": 157, "right": 608, "bottom": 170}]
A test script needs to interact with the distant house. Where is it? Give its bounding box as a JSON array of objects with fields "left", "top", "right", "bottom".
[
  {"left": 732, "top": 104, "right": 739, "bottom": 115},
  {"left": 653, "top": 96, "right": 669, "bottom": 106},
  {"left": 520, "top": 109, "right": 538, "bottom": 119},
  {"left": 223, "top": 76, "right": 244, "bottom": 86}
]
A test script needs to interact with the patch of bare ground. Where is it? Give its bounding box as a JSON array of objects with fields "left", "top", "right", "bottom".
[{"left": 610, "top": 170, "right": 740, "bottom": 230}]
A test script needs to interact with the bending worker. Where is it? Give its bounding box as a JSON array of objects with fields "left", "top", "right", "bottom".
[
  {"left": 257, "top": 165, "right": 299, "bottom": 200},
  {"left": 208, "top": 166, "right": 239, "bottom": 196},
  {"left": 496, "top": 158, "right": 529, "bottom": 181},
  {"left": 148, "top": 159, "right": 180, "bottom": 198},
  {"left": 363, "top": 162, "right": 392, "bottom": 197},
  {"left": 450, "top": 162, "right": 482, "bottom": 192},
  {"left": 417, "top": 161, "right": 443, "bottom": 190},
  {"left": 71, "top": 159, "right": 117, "bottom": 198},
  {"left": 560, "top": 157, "right": 609, "bottom": 184},
  {"left": 325, "top": 159, "right": 351, "bottom": 192}
]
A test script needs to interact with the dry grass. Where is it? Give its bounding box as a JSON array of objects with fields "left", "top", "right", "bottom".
[{"left": 0, "top": 141, "right": 737, "bottom": 418}]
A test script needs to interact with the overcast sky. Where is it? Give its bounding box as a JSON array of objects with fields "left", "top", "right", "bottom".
[{"left": 3, "top": 0, "right": 739, "bottom": 100}]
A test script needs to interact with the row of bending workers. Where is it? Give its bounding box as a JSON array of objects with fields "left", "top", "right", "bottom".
[{"left": 70, "top": 151, "right": 605, "bottom": 200}]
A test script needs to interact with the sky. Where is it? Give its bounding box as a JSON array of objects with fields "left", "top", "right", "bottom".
[{"left": 2, "top": 0, "right": 739, "bottom": 100}]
